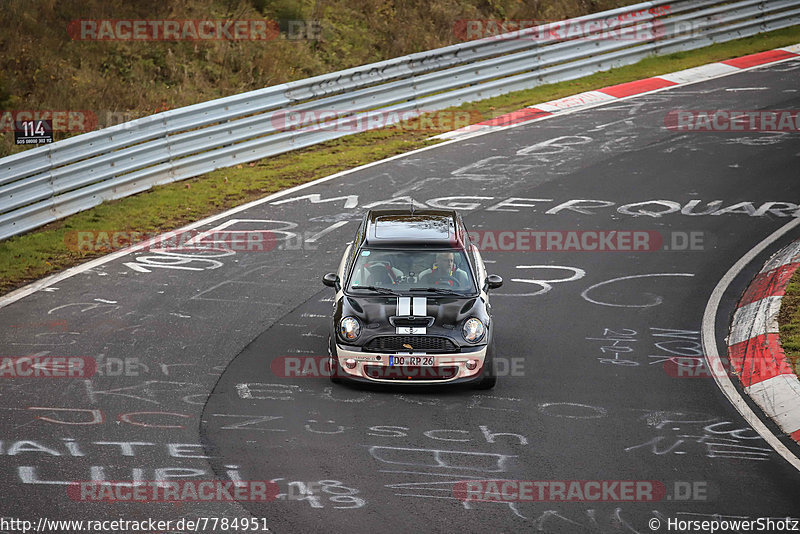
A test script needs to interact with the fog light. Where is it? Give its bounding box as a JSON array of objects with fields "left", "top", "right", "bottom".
[
  {"left": 345, "top": 358, "right": 357, "bottom": 369},
  {"left": 466, "top": 359, "right": 478, "bottom": 370}
]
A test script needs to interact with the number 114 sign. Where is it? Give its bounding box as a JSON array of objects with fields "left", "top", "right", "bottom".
[{"left": 15, "top": 119, "right": 53, "bottom": 145}]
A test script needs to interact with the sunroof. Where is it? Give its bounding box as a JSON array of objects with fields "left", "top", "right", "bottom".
[{"left": 373, "top": 215, "right": 452, "bottom": 240}]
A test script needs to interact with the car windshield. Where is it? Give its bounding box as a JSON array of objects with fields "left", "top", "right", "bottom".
[{"left": 347, "top": 248, "right": 476, "bottom": 294}]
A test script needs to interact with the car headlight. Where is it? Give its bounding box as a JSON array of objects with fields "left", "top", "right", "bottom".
[
  {"left": 462, "top": 317, "right": 485, "bottom": 343},
  {"left": 339, "top": 316, "right": 361, "bottom": 341}
]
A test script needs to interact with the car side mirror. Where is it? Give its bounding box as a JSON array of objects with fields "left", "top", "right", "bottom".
[
  {"left": 322, "top": 273, "right": 340, "bottom": 290},
  {"left": 485, "top": 274, "right": 503, "bottom": 290}
]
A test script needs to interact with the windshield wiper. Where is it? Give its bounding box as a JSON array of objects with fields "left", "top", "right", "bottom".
[
  {"left": 409, "top": 287, "right": 462, "bottom": 295},
  {"left": 351, "top": 285, "right": 399, "bottom": 295}
]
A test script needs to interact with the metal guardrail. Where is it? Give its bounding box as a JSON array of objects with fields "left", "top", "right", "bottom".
[{"left": 1, "top": 0, "right": 798, "bottom": 240}]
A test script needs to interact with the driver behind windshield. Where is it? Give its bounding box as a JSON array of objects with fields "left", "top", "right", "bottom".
[{"left": 418, "top": 252, "right": 468, "bottom": 287}]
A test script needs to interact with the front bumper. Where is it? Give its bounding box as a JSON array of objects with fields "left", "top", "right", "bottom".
[{"left": 331, "top": 344, "right": 489, "bottom": 385}]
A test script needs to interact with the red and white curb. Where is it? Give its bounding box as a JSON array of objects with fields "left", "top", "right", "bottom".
[
  {"left": 434, "top": 43, "right": 800, "bottom": 141},
  {"left": 728, "top": 240, "right": 800, "bottom": 445}
]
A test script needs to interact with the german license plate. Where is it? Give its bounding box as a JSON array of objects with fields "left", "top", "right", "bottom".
[{"left": 389, "top": 356, "right": 434, "bottom": 366}]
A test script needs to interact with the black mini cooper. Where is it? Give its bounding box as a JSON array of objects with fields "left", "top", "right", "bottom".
[{"left": 322, "top": 209, "right": 502, "bottom": 388}]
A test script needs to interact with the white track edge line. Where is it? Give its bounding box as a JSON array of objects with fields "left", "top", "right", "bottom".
[{"left": 701, "top": 217, "right": 800, "bottom": 472}]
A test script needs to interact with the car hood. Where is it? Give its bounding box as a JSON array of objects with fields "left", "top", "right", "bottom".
[{"left": 340, "top": 294, "right": 489, "bottom": 331}]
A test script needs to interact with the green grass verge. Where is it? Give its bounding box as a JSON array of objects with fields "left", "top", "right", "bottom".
[
  {"left": 2, "top": 26, "right": 800, "bottom": 295},
  {"left": 778, "top": 268, "right": 800, "bottom": 378}
]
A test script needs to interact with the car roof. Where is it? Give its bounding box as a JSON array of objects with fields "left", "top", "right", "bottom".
[{"left": 362, "top": 209, "right": 465, "bottom": 249}]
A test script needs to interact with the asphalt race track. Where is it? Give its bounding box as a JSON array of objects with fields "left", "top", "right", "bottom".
[{"left": 1, "top": 59, "right": 799, "bottom": 533}]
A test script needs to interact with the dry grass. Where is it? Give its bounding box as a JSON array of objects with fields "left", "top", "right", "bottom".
[
  {"left": 1, "top": 0, "right": 639, "bottom": 157},
  {"left": 778, "top": 269, "right": 800, "bottom": 376}
]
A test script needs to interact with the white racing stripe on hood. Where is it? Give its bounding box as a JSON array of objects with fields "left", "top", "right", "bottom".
[
  {"left": 412, "top": 297, "right": 427, "bottom": 316},
  {"left": 396, "top": 296, "right": 427, "bottom": 334},
  {"left": 397, "top": 296, "right": 411, "bottom": 316}
]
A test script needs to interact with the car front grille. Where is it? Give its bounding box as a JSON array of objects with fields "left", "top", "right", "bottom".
[{"left": 363, "top": 336, "right": 458, "bottom": 353}]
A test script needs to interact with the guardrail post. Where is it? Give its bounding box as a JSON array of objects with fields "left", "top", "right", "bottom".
[{"left": 45, "top": 143, "right": 56, "bottom": 221}]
